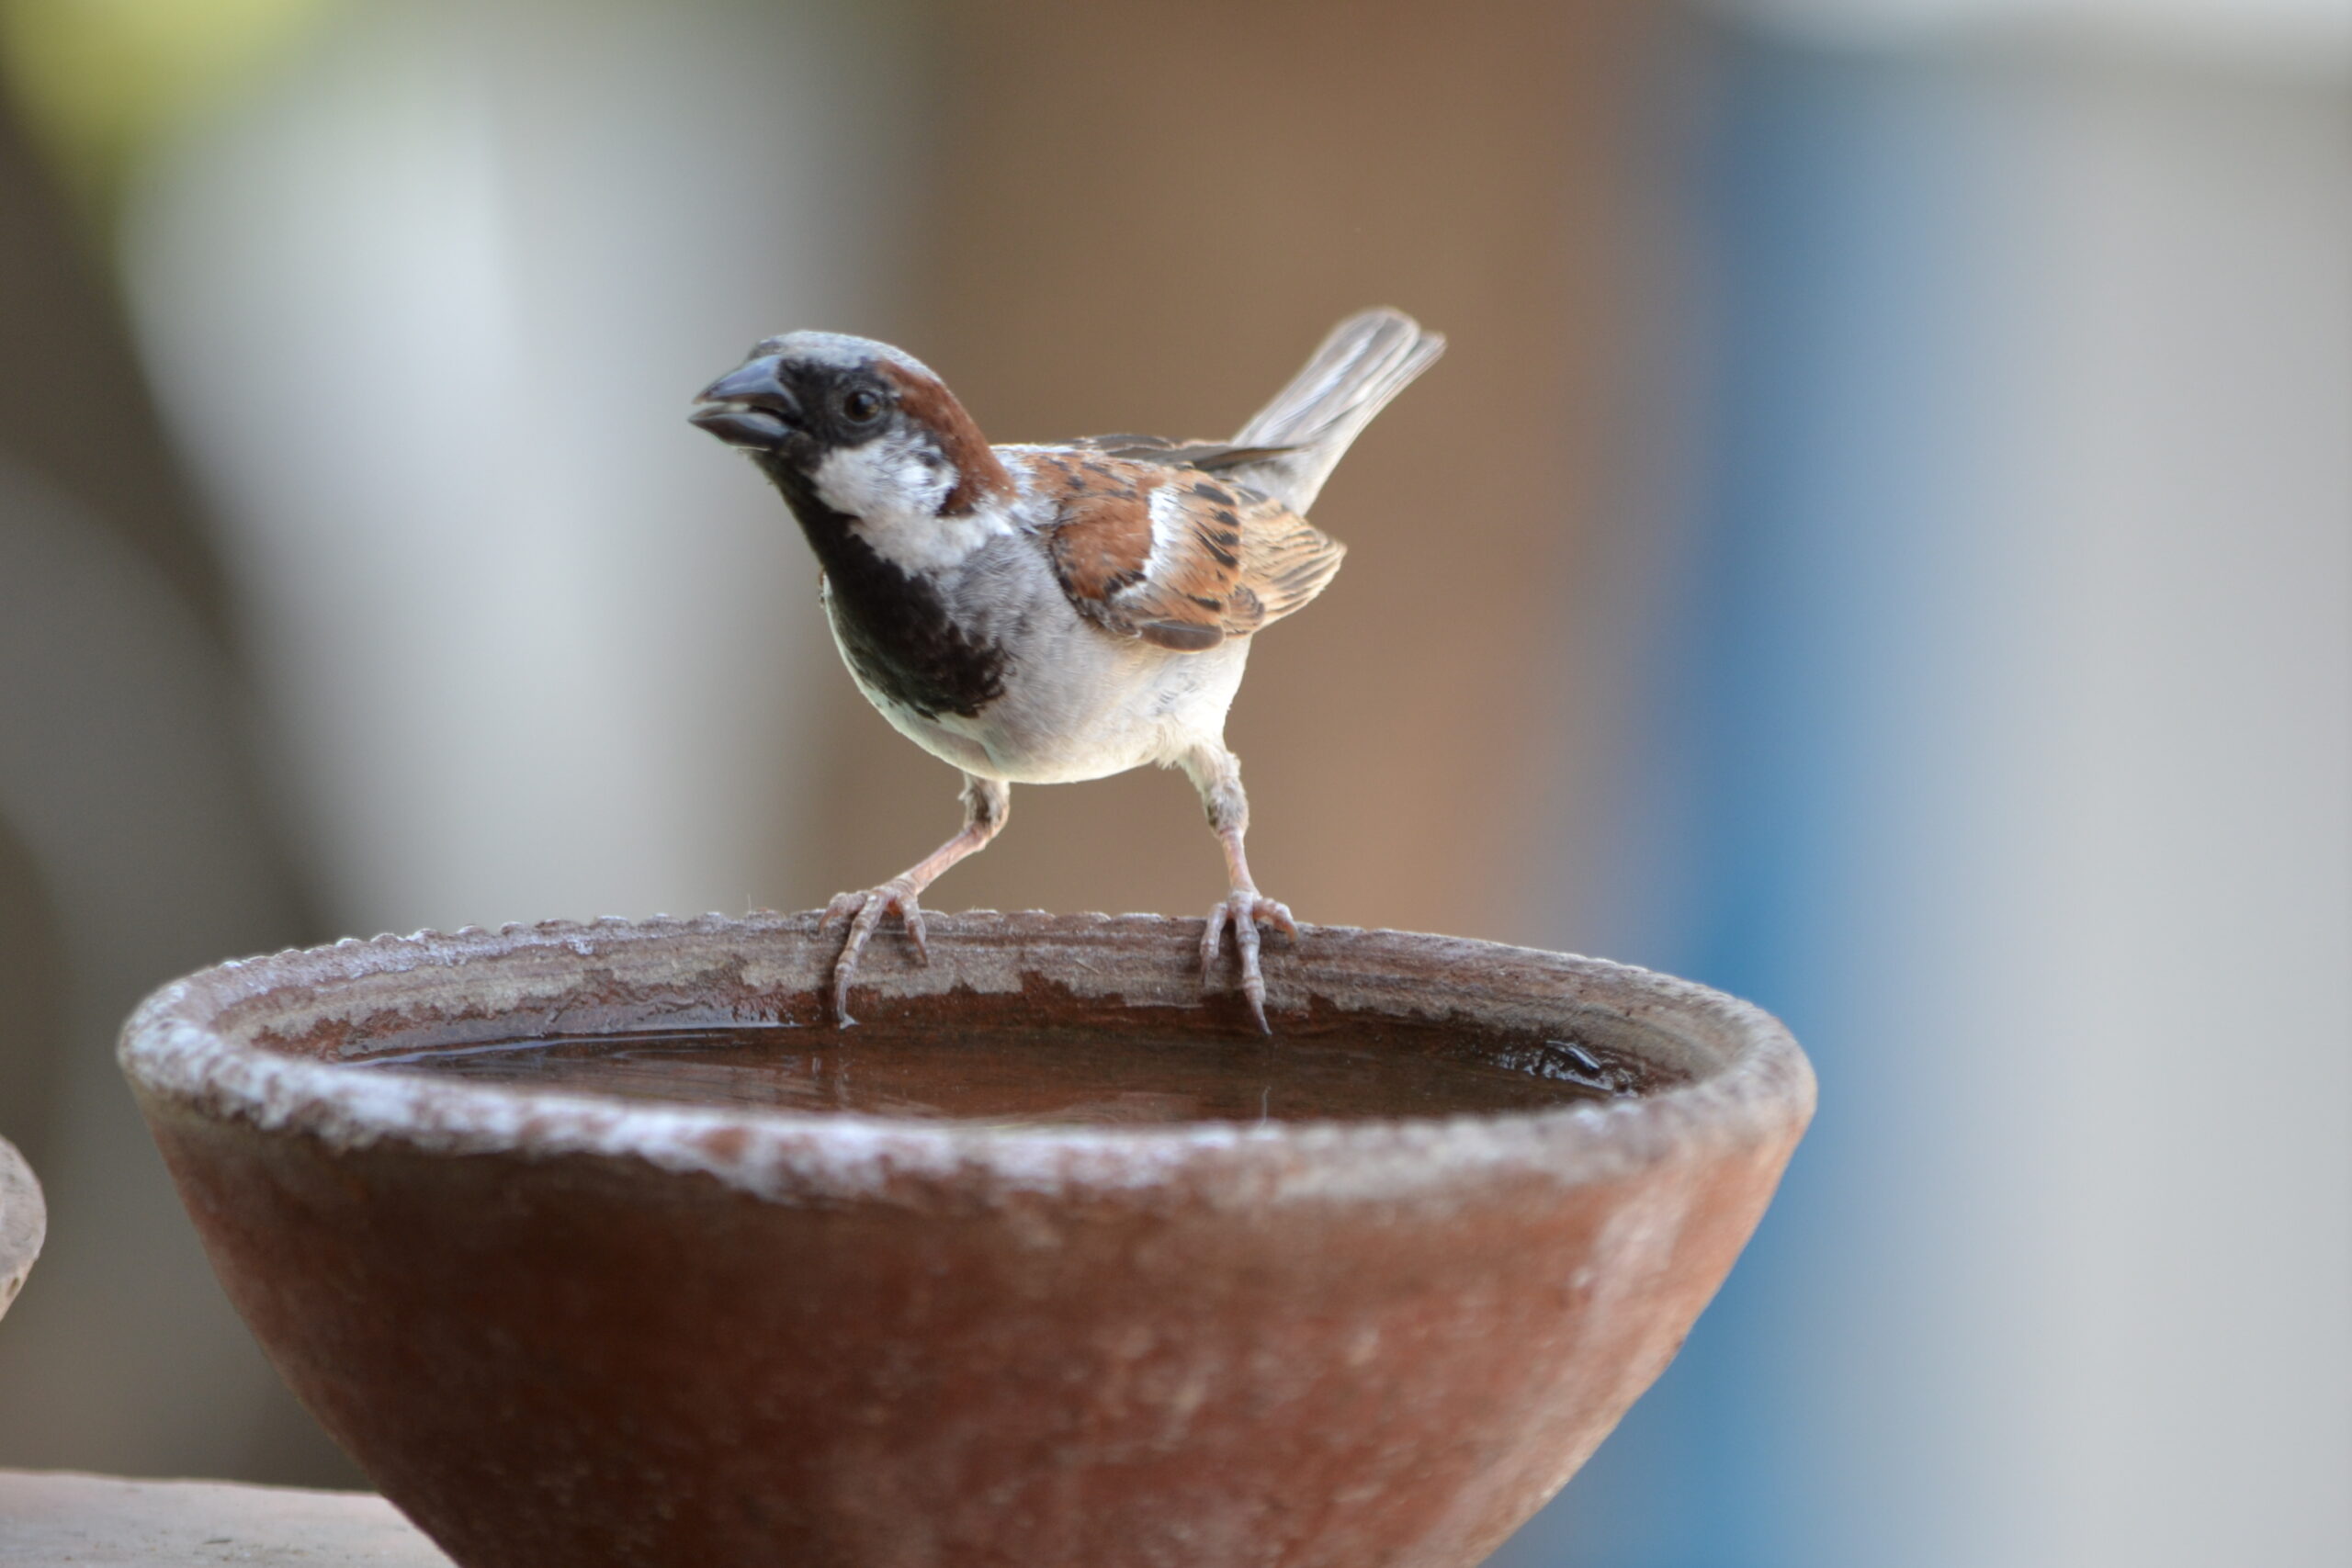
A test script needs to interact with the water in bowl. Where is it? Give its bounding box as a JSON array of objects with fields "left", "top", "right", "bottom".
[{"left": 352, "top": 1016, "right": 1652, "bottom": 1127}]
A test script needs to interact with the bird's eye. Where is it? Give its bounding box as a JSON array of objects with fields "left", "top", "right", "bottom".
[{"left": 841, "top": 388, "right": 885, "bottom": 424}]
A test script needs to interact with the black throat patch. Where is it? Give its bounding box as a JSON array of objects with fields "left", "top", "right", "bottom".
[{"left": 759, "top": 458, "right": 1008, "bottom": 721}]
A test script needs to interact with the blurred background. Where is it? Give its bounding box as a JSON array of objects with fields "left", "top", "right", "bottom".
[{"left": 0, "top": 0, "right": 2343, "bottom": 1562}]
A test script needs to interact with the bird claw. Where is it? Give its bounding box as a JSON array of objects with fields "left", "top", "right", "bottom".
[
  {"left": 820, "top": 878, "right": 927, "bottom": 1026},
  {"left": 1202, "top": 891, "right": 1296, "bottom": 1033}
]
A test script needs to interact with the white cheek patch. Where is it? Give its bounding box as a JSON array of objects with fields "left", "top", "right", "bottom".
[
  {"left": 814, "top": 433, "right": 1012, "bottom": 575},
  {"left": 811, "top": 430, "right": 950, "bottom": 520}
]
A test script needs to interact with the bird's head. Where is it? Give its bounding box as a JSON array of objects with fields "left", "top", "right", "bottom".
[{"left": 690, "top": 332, "right": 1014, "bottom": 524}]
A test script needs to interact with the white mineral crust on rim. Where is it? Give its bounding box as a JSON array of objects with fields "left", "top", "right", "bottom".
[{"left": 118, "top": 913, "right": 1813, "bottom": 1208}]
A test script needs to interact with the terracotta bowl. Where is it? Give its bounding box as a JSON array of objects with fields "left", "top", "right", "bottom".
[
  {"left": 0, "top": 1134, "right": 41, "bottom": 1325},
  {"left": 119, "top": 912, "right": 1812, "bottom": 1568}
]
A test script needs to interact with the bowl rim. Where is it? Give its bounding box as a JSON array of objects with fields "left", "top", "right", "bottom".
[{"left": 118, "top": 911, "right": 1815, "bottom": 1208}]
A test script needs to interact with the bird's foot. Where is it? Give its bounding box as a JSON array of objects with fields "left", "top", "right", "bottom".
[
  {"left": 1201, "top": 890, "right": 1297, "bottom": 1034},
  {"left": 820, "top": 877, "right": 930, "bottom": 1026}
]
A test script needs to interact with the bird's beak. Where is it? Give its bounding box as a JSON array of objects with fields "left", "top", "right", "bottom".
[{"left": 690, "top": 355, "right": 800, "bottom": 448}]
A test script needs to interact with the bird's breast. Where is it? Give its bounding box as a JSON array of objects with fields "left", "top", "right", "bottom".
[
  {"left": 816, "top": 541, "right": 1008, "bottom": 724},
  {"left": 823, "top": 536, "right": 1251, "bottom": 784}
]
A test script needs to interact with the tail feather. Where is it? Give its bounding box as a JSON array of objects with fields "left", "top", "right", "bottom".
[{"left": 1227, "top": 309, "right": 1444, "bottom": 513}]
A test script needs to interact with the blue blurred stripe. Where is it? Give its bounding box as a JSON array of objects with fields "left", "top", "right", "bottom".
[{"left": 1499, "top": 32, "right": 1987, "bottom": 1568}]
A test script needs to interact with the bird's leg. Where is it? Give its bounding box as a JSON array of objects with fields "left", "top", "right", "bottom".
[
  {"left": 820, "top": 773, "right": 1009, "bottom": 1025},
  {"left": 1181, "top": 743, "right": 1297, "bottom": 1033}
]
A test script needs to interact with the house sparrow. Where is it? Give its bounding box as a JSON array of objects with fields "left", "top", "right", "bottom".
[{"left": 691, "top": 309, "right": 1443, "bottom": 1030}]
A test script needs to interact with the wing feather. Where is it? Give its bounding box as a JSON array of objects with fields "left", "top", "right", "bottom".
[{"left": 1023, "top": 451, "right": 1342, "bottom": 651}]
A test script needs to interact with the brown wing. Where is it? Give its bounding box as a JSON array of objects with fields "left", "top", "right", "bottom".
[{"left": 1020, "top": 448, "right": 1344, "bottom": 652}]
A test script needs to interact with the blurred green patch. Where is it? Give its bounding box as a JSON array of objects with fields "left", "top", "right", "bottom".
[{"left": 0, "top": 0, "right": 335, "bottom": 209}]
